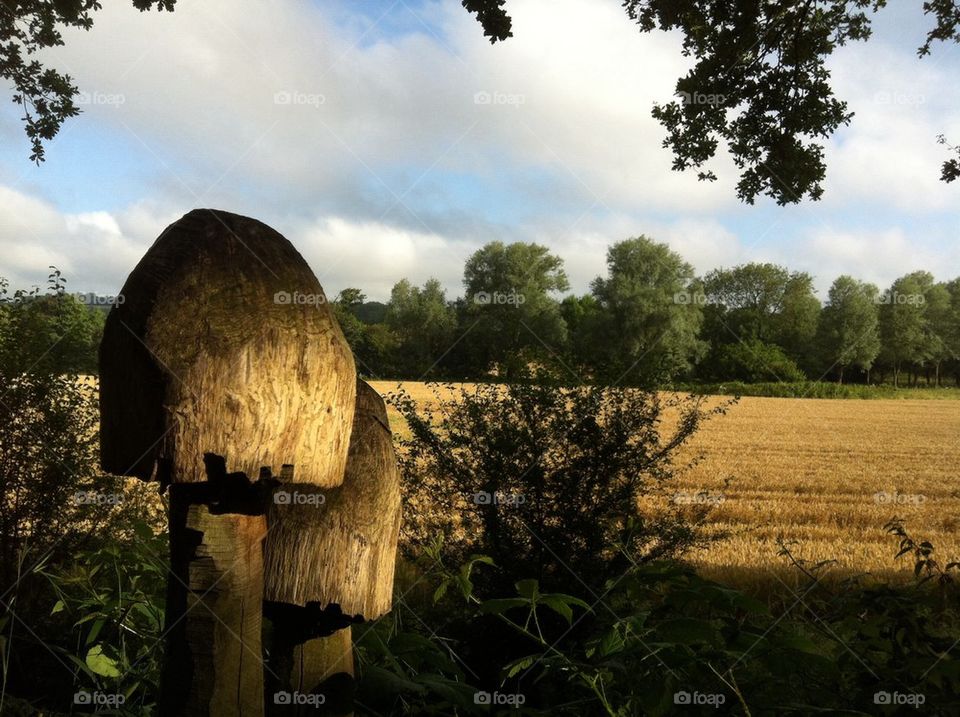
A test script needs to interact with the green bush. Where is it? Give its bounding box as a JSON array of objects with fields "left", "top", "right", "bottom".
[
  {"left": 708, "top": 339, "right": 806, "bottom": 383},
  {"left": 389, "top": 380, "right": 733, "bottom": 593}
]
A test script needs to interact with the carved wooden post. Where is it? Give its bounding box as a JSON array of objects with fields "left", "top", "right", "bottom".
[
  {"left": 99, "top": 209, "right": 358, "bottom": 716},
  {"left": 263, "top": 379, "right": 402, "bottom": 715}
]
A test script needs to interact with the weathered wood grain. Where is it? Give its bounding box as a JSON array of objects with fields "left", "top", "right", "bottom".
[
  {"left": 263, "top": 379, "right": 401, "bottom": 619},
  {"left": 161, "top": 497, "right": 267, "bottom": 717},
  {"left": 99, "top": 208, "right": 356, "bottom": 487}
]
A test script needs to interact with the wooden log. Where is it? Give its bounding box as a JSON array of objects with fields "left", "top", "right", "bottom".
[
  {"left": 161, "top": 493, "right": 267, "bottom": 717},
  {"left": 99, "top": 208, "right": 356, "bottom": 488}
]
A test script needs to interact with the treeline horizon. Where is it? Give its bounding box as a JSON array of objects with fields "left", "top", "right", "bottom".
[
  {"left": 328, "top": 237, "right": 960, "bottom": 388},
  {"left": 5, "top": 237, "right": 960, "bottom": 388}
]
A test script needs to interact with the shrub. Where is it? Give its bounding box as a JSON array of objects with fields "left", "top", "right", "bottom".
[
  {"left": 708, "top": 339, "right": 806, "bottom": 382},
  {"left": 389, "top": 380, "right": 732, "bottom": 593}
]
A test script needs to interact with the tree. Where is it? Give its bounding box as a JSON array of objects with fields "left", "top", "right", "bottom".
[
  {"left": 923, "top": 281, "right": 954, "bottom": 387},
  {"left": 461, "top": 241, "right": 569, "bottom": 379},
  {"left": 385, "top": 278, "right": 457, "bottom": 378},
  {"left": 8, "top": 2, "right": 960, "bottom": 200},
  {"left": 816, "top": 275, "right": 880, "bottom": 383},
  {"left": 590, "top": 237, "right": 706, "bottom": 385},
  {"left": 704, "top": 263, "right": 818, "bottom": 353},
  {"left": 878, "top": 271, "right": 934, "bottom": 387}
]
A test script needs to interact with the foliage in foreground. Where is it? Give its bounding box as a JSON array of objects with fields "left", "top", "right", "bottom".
[{"left": 356, "top": 522, "right": 960, "bottom": 716}]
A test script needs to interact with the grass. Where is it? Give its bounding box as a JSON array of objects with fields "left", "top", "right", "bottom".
[{"left": 370, "top": 380, "right": 960, "bottom": 591}]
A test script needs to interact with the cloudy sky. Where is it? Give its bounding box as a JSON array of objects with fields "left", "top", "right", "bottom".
[{"left": 1, "top": 0, "right": 958, "bottom": 301}]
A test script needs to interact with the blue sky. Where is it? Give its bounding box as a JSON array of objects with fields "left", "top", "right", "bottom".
[{"left": 1, "top": 0, "right": 958, "bottom": 301}]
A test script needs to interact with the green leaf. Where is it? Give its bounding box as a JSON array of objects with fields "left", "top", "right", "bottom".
[
  {"left": 51, "top": 600, "right": 65, "bottom": 615},
  {"left": 479, "top": 598, "right": 527, "bottom": 615},
  {"left": 515, "top": 579, "right": 539, "bottom": 600},
  {"left": 504, "top": 654, "right": 538, "bottom": 678},
  {"left": 85, "top": 644, "right": 121, "bottom": 677}
]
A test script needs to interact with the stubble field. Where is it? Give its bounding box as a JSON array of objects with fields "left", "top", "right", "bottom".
[{"left": 370, "top": 381, "right": 960, "bottom": 590}]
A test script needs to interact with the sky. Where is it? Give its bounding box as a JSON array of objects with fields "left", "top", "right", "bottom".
[{"left": 0, "top": 0, "right": 958, "bottom": 302}]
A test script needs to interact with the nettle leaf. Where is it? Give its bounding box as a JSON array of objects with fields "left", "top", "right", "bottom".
[
  {"left": 504, "top": 654, "right": 539, "bottom": 678},
  {"left": 540, "top": 593, "right": 591, "bottom": 624},
  {"left": 479, "top": 598, "right": 528, "bottom": 615},
  {"left": 85, "top": 644, "right": 121, "bottom": 677},
  {"left": 515, "top": 579, "right": 540, "bottom": 600}
]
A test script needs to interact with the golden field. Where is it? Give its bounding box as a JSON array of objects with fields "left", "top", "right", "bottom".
[{"left": 370, "top": 381, "right": 960, "bottom": 589}]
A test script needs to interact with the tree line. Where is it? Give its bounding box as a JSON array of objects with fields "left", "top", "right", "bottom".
[{"left": 332, "top": 237, "right": 960, "bottom": 388}]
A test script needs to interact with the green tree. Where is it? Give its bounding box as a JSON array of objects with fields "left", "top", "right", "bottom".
[
  {"left": 385, "top": 278, "right": 457, "bottom": 378},
  {"left": 704, "top": 263, "right": 818, "bottom": 356},
  {"left": 461, "top": 241, "right": 569, "bottom": 379},
  {"left": 923, "top": 281, "right": 955, "bottom": 387},
  {"left": 590, "top": 237, "right": 705, "bottom": 385},
  {"left": 816, "top": 275, "right": 880, "bottom": 383},
  {"left": 878, "top": 271, "right": 934, "bottom": 387}
]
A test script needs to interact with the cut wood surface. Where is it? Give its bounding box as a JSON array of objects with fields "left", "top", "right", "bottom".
[{"left": 161, "top": 499, "right": 268, "bottom": 717}]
